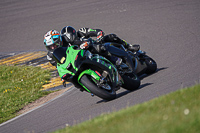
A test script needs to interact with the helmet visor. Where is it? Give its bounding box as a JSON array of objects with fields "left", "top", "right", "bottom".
[{"left": 46, "top": 42, "right": 60, "bottom": 51}]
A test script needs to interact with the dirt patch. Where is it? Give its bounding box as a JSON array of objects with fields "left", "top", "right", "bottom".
[{"left": 18, "top": 87, "right": 71, "bottom": 115}]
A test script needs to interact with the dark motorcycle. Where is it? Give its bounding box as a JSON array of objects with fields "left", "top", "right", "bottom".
[{"left": 102, "top": 42, "right": 157, "bottom": 76}]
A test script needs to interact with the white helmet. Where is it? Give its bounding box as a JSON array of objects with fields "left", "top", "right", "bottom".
[{"left": 44, "top": 30, "right": 62, "bottom": 52}]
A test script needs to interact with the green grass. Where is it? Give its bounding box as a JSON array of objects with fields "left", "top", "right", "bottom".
[
  {"left": 54, "top": 84, "right": 200, "bottom": 133},
  {"left": 0, "top": 65, "right": 52, "bottom": 124}
]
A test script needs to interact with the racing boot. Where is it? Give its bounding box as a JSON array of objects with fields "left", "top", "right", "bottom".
[
  {"left": 128, "top": 44, "right": 140, "bottom": 52},
  {"left": 122, "top": 40, "right": 140, "bottom": 52}
]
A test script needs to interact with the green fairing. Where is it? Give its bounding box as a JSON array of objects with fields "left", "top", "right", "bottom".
[
  {"left": 57, "top": 64, "right": 74, "bottom": 78},
  {"left": 56, "top": 46, "right": 80, "bottom": 78},
  {"left": 91, "top": 55, "right": 120, "bottom": 84},
  {"left": 91, "top": 56, "right": 113, "bottom": 68},
  {"left": 56, "top": 46, "right": 102, "bottom": 92},
  {"left": 78, "top": 69, "right": 101, "bottom": 92}
]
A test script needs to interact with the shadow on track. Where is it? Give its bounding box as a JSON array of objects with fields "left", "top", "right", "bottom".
[
  {"left": 116, "top": 82, "right": 153, "bottom": 98},
  {"left": 96, "top": 82, "right": 153, "bottom": 104},
  {"left": 139, "top": 67, "right": 168, "bottom": 80},
  {"left": 96, "top": 67, "right": 167, "bottom": 103}
]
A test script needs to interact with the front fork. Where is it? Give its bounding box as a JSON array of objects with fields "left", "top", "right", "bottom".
[{"left": 77, "top": 69, "right": 101, "bottom": 92}]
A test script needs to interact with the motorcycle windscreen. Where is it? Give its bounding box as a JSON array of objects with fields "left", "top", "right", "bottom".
[{"left": 53, "top": 47, "right": 68, "bottom": 64}]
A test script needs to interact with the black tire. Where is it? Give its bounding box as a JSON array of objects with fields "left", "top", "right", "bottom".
[
  {"left": 80, "top": 75, "right": 116, "bottom": 101},
  {"left": 121, "top": 73, "right": 141, "bottom": 91},
  {"left": 145, "top": 56, "right": 157, "bottom": 74}
]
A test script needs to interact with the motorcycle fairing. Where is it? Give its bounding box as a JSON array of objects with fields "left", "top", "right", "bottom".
[{"left": 54, "top": 46, "right": 80, "bottom": 78}]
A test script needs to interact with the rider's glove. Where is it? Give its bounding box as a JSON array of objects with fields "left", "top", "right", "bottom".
[
  {"left": 96, "top": 31, "right": 104, "bottom": 43},
  {"left": 80, "top": 41, "right": 90, "bottom": 49}
]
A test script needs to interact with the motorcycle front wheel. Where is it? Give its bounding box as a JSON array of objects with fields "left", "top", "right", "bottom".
[
  {"left": 144, "top": 56, "right": 157, "bottom": 74},
  {"left": 80, "top": 75, "right": 116, "bottom": 101},
  {"left": 121, "top": 73, "right": 141, "bottom": 91}
]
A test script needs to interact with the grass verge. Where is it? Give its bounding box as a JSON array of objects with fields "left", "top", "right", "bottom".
[
  {"left": 0, "top": 65, "right": 52, "bottom": 124},
  {"left": 54, "top": 84, "right": 200, "bottom": 133}
]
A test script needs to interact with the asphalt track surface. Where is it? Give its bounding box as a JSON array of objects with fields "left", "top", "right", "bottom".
[{"left": 0, "top": 0, "right": 200, "bottom": 132}]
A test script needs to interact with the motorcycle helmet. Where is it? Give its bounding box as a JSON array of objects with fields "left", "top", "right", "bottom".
[
  {"left": 44, "top": 30, "right": 62, "bottom": 52},
  {"left": 60, "top": 26, "right": 77, "bottom": 44}
]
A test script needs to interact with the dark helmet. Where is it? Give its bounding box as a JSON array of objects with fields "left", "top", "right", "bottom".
[{"left": 60, "top": 26, "right": 77, "bottom": 44}]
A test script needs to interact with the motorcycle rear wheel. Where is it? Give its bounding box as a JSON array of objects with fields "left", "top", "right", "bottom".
[{"left": 80, "top": 75, "right": 116, "bottom": 101}]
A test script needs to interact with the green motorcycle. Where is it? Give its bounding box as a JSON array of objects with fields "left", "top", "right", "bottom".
[{"left": 53, "top": 46, "right": 123, "bottom": 101}]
